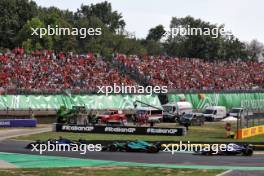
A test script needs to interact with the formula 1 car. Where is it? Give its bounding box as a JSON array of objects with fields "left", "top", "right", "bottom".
[
  {"left": 195, "top": 143, "right": 253, "bottom": 156},
  {"left": 102, "top": 140, "right": 161, "bottom": 153}
]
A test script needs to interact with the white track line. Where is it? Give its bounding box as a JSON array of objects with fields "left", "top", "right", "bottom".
[{"left": 216, "top": 170, "right": 233, "bottom": 176}]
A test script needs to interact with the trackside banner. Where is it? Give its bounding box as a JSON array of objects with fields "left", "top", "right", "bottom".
[
  {"left": 1, "top": 93, "right": 263, "bottom": 110},
  {"left": 0, "top": 119, "right": 37, "bottom": 127},
  {"left": 168, "top": 93, "right": 264, "bottom": 110},
  {"left": 236, "top": 125, "right": 264, "bottom": 139},
  {"left": 55, "top": 123, "right": 186, "bottom": 136},
  {"left": 0, "top": 95, "right": 161, "bottom": 109}
]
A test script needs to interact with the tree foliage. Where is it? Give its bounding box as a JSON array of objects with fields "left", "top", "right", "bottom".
[
  {"left": 0, "top": 0, "right": 38, "bottom": 48},
  {"left": 146, "top": 25, "right": 165, "bottom": 41},
  {"left": 164, "top": 16, "right": 249, "bottom": 60},
  {"left": 0, "top": 1, "right": 262, "bottom": 61},
  {"left": 246, "top": 39, "right": 264, "bottom": 61},
  {"left": 77, "top": 1, "right": 125, "bottom": 32}
]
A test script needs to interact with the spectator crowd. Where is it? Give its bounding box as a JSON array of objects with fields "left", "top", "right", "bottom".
[
  {"left": 0, "top": 49, "right": 263, "bottom": 93},
  {"left": 115, "top": 54, "right": 264, "bottom": 91},
  {"left": 0, "top": 49, "right": 135, "bottom": 93}
]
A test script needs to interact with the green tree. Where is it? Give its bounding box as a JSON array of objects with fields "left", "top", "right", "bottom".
[
  {"left": 77, "top": 1, "right": 125, "bottom": 32},
  {"left": 141, "top": 40, "right": 163, "bottom": 55},
  {"left": 40, "top": 9, "right": 77, "bottom": 52},
  {"left": 146, "top": 25, "right": 166, "bottom": 41},
  {"left": 246, "top": 39, "right": 264, "bottom": 61},
  {"left": 0, "top": 0, "right": 38, "bottom": 48},
  {"left": 166, "top": 16, "right": 223, "bottom": 59},
  {"left": 164, "top": 16, "right": 248, "bottom": 60},
  {"left": 217, "top": 35, "right": 248, "bottom": 60},
  {"left": 17, "top": 17, "right": 52, "bottom": 51}
]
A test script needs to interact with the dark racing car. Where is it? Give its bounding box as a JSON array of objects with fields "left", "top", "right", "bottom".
[
  {"left": 102, "top": 140, "right": 161, "bottom": 153},
  {"left": 195, "top": 143, "right": 253, "bottom": 156}
]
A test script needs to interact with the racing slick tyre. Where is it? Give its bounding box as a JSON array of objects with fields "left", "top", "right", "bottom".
[
  {"left": 243, "top": 148, "right": 253, "bottom": 156},
  {"left": 109, "top": 144, "right": 118, "bottom": 152},
  {"left": 147, "top": 146, "right": 159, "bottom": 153}
]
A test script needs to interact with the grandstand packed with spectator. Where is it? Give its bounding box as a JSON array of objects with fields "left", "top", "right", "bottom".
[
  {"left": 0, "top": 49, "right": 135, "bottom": 94},
  {"left": 115, "top": 54, "right": 264, "bottom": 91},
  {"left": 0, "top": 49, "right": 264, "bottom": 93}
]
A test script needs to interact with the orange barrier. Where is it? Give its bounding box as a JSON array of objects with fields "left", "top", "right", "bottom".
[{"left": 236, "top": 125, "right": 264, "bottom": 139}]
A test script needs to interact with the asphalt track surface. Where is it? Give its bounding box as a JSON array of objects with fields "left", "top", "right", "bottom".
[
  {"left": 0, "top": 140, "right": 263, "bottom": 168},
  {"left": 0, "top": 126, "right": 51, "bottom": 141}
]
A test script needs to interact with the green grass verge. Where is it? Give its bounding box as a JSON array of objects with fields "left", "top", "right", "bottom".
[
  {"left": 14, "top": 122, "right": 264, "bottom": 142},
  {"left": 0, "top": 167, "right": 222, "bottom": 176}
]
